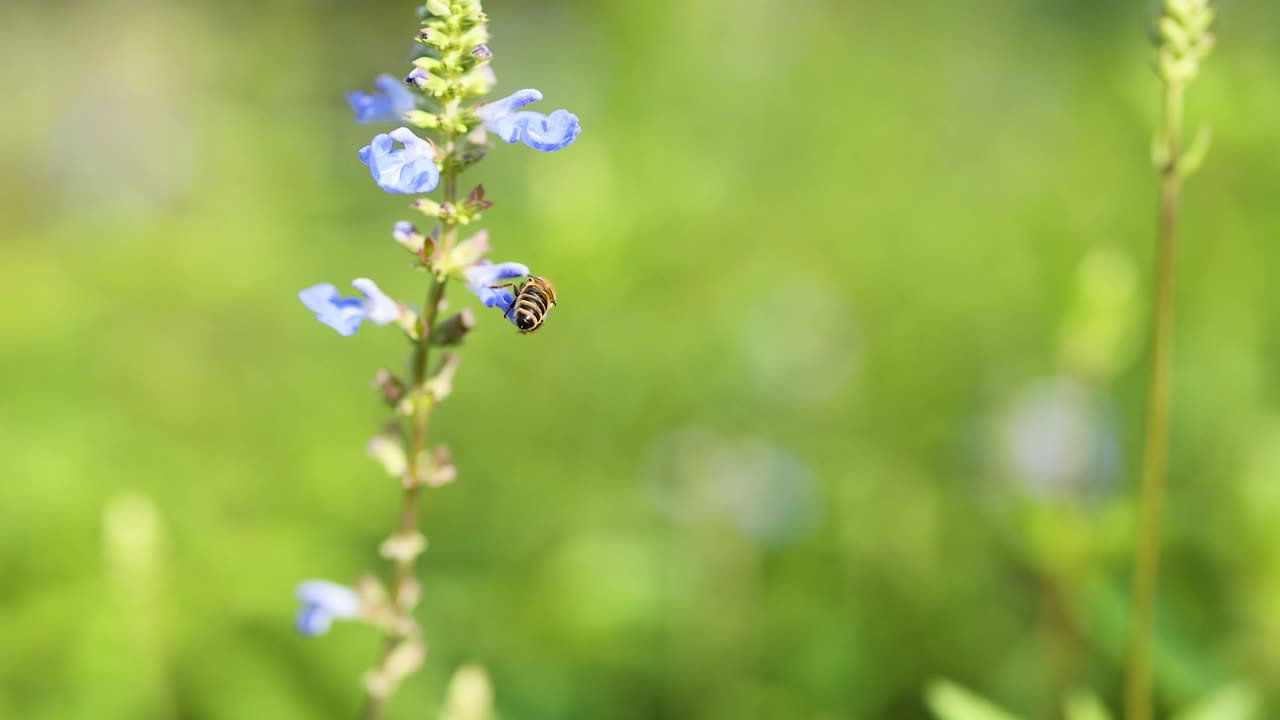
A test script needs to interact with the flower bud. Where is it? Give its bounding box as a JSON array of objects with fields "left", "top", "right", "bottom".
[
  {"left": 368, "top": 430, "right": 408, "bottom": 478},
  {"left": 379, "top": 531, "right": 427, "bottom": 562},
  {"left": 405, "top": 110, "right": 441, "bottom": 129},
  {"left": 413, "top": 198, "right": 442, "bottom": 217},
  {"left": 426, "top": 444, "right": 458, "bottom": 487},
  {"left": 432, "top": 307, "right": 475, "bottom": 346},
  {"left": 425, "top": 0, "right": 451, "bottom": 19}
]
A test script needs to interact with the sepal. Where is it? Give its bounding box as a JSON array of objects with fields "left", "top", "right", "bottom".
[
  {"left": 413, "top": 198, "right": 442, "bottom": 217},
  {"left": 412, "top": 56, "right": 444, "bottom": 73},
  {"left": 424, "top": 0, "right": 451, "bottom": 19},
  {"left": 396, "top": 305, "right": 424, "bottom": 340},
  {"left": 380, "top": 531, "right": 427, "bottom": 562},
  {"left": 425, "top": 353, "right": 461, "bottom": 402},
  {"left": 368, "top": 428, "right": 408, "bottom": 478},
  {"left": 365, "top": 639, "right": 428, "bottom": 702},
  {"left": 460, "top": 65, "right": 497, "bottom": 99},
  {"left": 432, "top": 308, "right": 476, "bottom": 346},
  {"left": 420, "top": 444, "right": 458, "bottom": 487},
  {"left": 463, "top": 184, "right": 493, "bottom": 216},
  {"left": 436, "top": 230, "right": 490, "bottom": 275},
  {"left": 405, "top": 110, "right": 441, "bottom": 129}
]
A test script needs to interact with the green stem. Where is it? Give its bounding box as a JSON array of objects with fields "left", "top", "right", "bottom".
[{"left": 1124, "top": 79, "right": 1183, "bottom": 720}]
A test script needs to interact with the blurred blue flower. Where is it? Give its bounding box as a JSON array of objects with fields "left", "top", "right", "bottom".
[
  {"left": 295, "top": 580, "right": 361, "bottom": 636},
  {"left": 346, "top": 74, "right": 416, "bottom": 124},
  {"left": 299, "top": 278, "right": 400, "bottom": 336},
  {"left": 358, "top": 127, "right": 440, "bottom": 194},
  {"left": 464, "top": 260, "right": 529, "bottom": 318},
  {"left": 477, "top": 89, "right": 581, "bottom": 152}
]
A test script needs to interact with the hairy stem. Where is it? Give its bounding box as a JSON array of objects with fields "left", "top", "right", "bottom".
[
  {"left": 362, "top": 135, "right": 460, "bottom": 720},
  {"left": 1124, "top": 79, "right": 1183, "bottom": 720}
]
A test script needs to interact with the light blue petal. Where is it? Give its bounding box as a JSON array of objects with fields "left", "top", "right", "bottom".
[
  {"left": 472, "top": 286, "right": 509, "bottom": 308},
  {"left": 299, "top": 284, "right": 340, "bottom": 313},
  {"left": 347, "top": 75, "right": 416, "bottom": 124},
  {"left": 463, "top": 262, "right": 531, "bottom": 315},
  {"left": 352, "top": 278, "right": 399, "bottom": 325},
  {"left": 463, "top": 261, "right": 529, "bottom": 290},
  {"left": 388, "top": 126, "right": 432, "bottom": 154},
  {"left": 516, "top": 109, "right": 581, "bottom": 152},
  {"left": 359, "top": 129, "right": 440, "bottom": 194},
  {"left": 296, "top": 580, "right": 361, "bottom": 617},
  {"left": 479, "top": 90, "right": 581, "bottom": 152},
  {"left": 314, "top": 299, "right": 367, "bottom": 336},
  {"left": 374, "top": 74, "right": 416, "bottom": 116},
  {"left": 487, "top": 262, "right": 531, "bottom": 281},
  {"left": 477, "top": 89, "right": 543, "bottom": 125},
  {"left": 346, "top": 91, "right": 391, "bottom": 124},
  {"left": 296, "top": 606, "right": 334, "bottom": 636},
  {"left": 498, "top": 289, "right": 517, "bottom": 317}
]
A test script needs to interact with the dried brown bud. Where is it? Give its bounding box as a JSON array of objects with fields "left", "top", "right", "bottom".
[
  {"left": 463, "top": 184, "right": 494, "bottom": 214},
  {"left": 374, "top": 370, "right": 407, "bottom": 406}
]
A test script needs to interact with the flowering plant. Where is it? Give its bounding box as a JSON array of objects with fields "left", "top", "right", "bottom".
[{"left": 290, "top": 1, "right": 580, "bottom": 716}]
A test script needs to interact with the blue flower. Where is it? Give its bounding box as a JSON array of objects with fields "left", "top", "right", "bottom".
[
  {"left": 393, "top": 221, "right": 417, "bottom": 244},
  {"left": 358, "top": 127, "right": 441, "bottom": 194},
  {"left": 295, "top": 580, "right": 361, "bottom": 637},
  {"left": 346, "top": 74, "right": 417, "bottom": 124},
  {"left": 477, "top": 89, "right": 581, "bottom": 152},
  {"left": 464, "top": 261, "right": 529, "bottom": 320},
  {"left": 299, "top": 278, "right": 400, "bottom": 336},
  {"left": 405, "top": 67, "right": 431, "bottom": 90}
]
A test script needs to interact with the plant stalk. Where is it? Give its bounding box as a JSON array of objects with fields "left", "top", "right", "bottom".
[
  {"left": 1124, "top": 79, "right": 1183, "bottom": 720},
  {"left": 361, "top": 136, "right": 460, "bottom": 720}
]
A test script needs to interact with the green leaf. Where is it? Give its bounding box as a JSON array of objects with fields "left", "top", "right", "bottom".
[
  {"left": 924, "top": 680, "right": 1025, "bottom": 720},
  {"left": 1172, "top": 684, "right": 1259, "bottom": 720},
  {"left": 1063, "top": 689, "right": 1112, "bottom": 720},
  {"left": 439, "top": 664, "right": 494, "bottom": 720}
]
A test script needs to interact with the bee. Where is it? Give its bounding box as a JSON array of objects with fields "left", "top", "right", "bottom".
[{"left": 490, "top": 276, "right": 558, "bottom": 334}]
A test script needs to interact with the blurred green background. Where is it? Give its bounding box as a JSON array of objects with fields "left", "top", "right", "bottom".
[{"left": 3, "top": 0, "right": 1280, "bottom": 717}]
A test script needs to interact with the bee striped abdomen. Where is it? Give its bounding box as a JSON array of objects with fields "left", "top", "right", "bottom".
[{"left": 508, "top": 276, "right": 557, "bottom": 333}]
